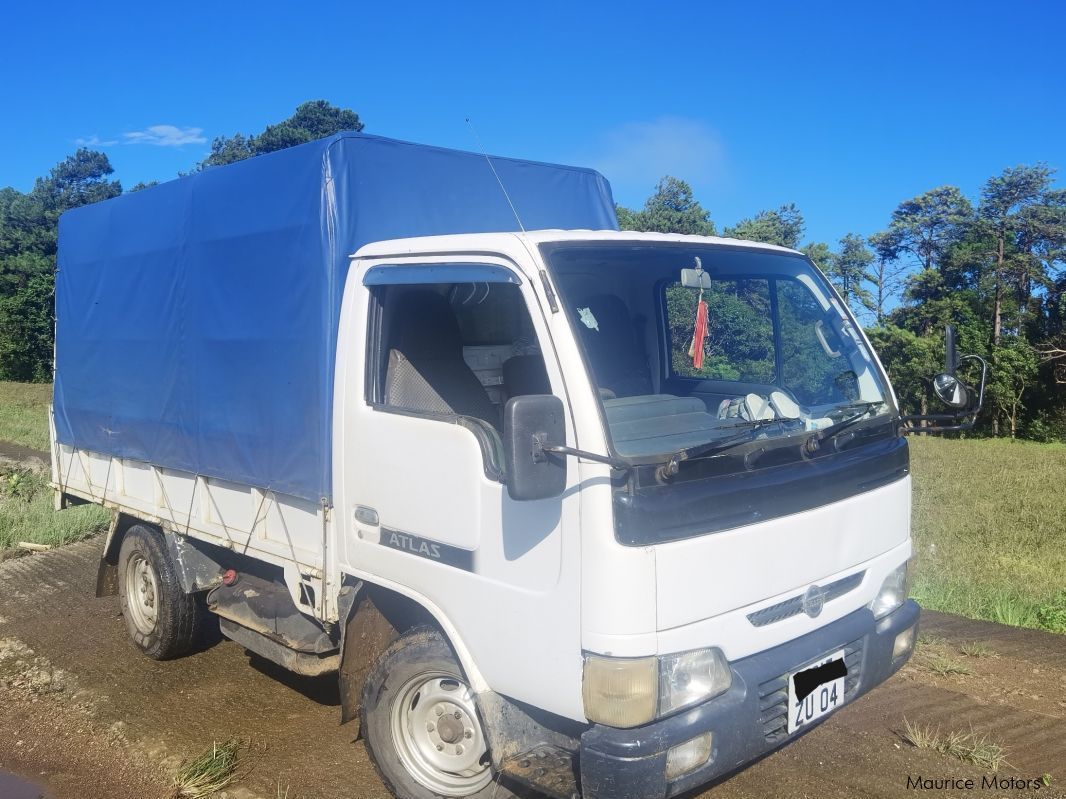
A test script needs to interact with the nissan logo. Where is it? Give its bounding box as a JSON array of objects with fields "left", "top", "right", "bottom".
[{"left": 802, "top": 585, "right": 828, "bottom": 618}]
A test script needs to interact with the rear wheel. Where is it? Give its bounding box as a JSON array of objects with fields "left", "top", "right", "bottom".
[
  {"left": 117, "top": 525, "right": 205, "bottom": 659},
  {"left": 361, "top": 628, "right": 515, "bottom": 799}
]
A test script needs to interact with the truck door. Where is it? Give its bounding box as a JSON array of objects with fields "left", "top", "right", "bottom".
[{"left": 333, "top": 259, "right": 584, "bottom": 721}]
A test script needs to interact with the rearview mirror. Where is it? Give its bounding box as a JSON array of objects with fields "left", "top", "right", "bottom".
[
  {"left": 503, "top": 395, "right": 567, "bottom": 501},
  {"left": 680, "top": 267, "right": 712, "bottom": 289}
]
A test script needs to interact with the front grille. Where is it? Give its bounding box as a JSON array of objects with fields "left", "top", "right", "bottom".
[
  {"left": 746, "top": 571, "right": 865, "bottom": 627},
  {"left": 758, "top": 637, "right": 864, "bottom": 743}
]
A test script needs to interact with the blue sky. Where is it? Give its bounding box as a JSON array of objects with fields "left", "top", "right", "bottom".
[{"left": 2, "top": 0, "right": 1063, "bottom": 247}]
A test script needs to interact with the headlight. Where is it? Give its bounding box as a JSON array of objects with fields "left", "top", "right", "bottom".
[
  {"left": 870, "top": 560, "right": 911, "bottom": 619},
  {"left": 658, "top": 648, "right": 732, "bottom": 716},
  {"left": 583, "top": 648, "right": 732, "bottom": 728}
]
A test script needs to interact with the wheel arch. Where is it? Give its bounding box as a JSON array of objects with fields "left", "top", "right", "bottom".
[{"left": 338, "top": 576, "right": 487, "bottom": 731}]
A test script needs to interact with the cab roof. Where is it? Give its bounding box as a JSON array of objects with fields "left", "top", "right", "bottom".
[{"left": 353, "top": 229, "right": 803, "bottom": 260}]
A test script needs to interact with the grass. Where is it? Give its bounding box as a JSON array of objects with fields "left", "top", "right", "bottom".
[
  {"left": 0, "top": 381, "right": 52, "bottom": 452},
  {"left": 912, "top": 633, "right": 975, "bottom": 676},
  {"left": 909, "top": 436, "right": 1066, "bottom": 634},
  {"left": 170, "top": 739, "right": 244, "bottom": 799},
  {"left": 959, "top": 641, "right": 998, "bottom": 658},
  {"left": 900, "top": 718, "right": 1008, "bottom": 771},
  {"left": 0, "top": 467, "right": 109, "bottom": 551},
  {"left": 919, "top": 651, "right": 973, "bottom": 677}
]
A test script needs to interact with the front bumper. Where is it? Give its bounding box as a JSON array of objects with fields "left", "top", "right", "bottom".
[{"left": 579, "top": 600, "right": 920, "bottom": 799}]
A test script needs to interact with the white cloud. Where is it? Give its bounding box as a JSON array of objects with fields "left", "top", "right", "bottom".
[
  {"left": 589, "top": 117, "right": 727, "bottom": 199},
  {"left": 123, "top": 124, "right": 206, "bottom": 147},
  {"left": 74, "top": 134, "right": 118, "bottom": 147}
]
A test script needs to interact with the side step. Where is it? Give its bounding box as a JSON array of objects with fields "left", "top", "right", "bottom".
[
  {"left": 219, "top": 618, "right": 339, "bottom": 676},
  {"left": 499, "top": 745, "right": 579, "bottom": 799},
  {"left": 207, "top": 572, "right": 339, "bottom": 677}
]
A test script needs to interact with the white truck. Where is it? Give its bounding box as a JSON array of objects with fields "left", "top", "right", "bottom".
[{"left": 50, "top": 133, "right": 984, "bottom": 799}]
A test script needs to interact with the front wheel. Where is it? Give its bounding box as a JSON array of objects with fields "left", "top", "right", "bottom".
[{"left": 361, "top": 628, "right": 515, "bottom": 799}]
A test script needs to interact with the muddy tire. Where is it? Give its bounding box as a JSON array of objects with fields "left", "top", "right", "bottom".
[
  {"left": 116, "top": 525, "right": 204, "bottom": 660},
  {"left": 361, "top": 628, "right": 515, "bottom": 799}
]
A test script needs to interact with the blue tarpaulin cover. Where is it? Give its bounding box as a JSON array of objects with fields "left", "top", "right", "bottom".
[{"left": 54, "top": 132, "right": 617, "bottom": 502}]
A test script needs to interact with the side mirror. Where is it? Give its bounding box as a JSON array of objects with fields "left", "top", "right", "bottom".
[
  {"left": 944, "top": 324, "right": 958, "bottom": 376},
  {"left": 503, "top": 395, "right": 567, "bottom": 501},
  {"left": 932, "top": 373, "right": 969, "bottom": 409},
  {"left": 901, "top": 324, "right": 988, "bottom": 433},
  {"left": 932, "top": 325, "right": 969, "bottom": 409}
]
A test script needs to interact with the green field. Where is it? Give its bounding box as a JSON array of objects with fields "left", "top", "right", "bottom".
[
  {"left": 909, "top": 436, "right": 1066, "bottom": 633},
  {"left": 0, "top": 467, "right": 109, "bottom": 550},
  {"left": 0, "top": 381, "right": 1063, "bottom": 631},
  {"left": 0, "top": 381, "right": 110, "bottom": 550},
  {"left": 0, "top": 380, "right": 52, "bottom": 452}
]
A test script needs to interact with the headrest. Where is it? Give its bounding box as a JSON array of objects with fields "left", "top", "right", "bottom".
[{"left": 389, "top": 290, "right": 463, "bottom": 360}]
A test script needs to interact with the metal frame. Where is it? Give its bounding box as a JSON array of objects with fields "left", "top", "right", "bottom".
[{"left": 899, "top": 354, "right": 988, "bottom": 434}]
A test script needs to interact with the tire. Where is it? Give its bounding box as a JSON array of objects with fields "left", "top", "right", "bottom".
[
  {"left": 361, "top": 628, "right": 516, "bottom": 799},
  {"left": 116, "top": 525, "right": 206, "bottom": 660}
]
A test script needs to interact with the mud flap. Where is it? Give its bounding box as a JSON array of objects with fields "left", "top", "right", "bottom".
[{"left": 338, "top": 592, "right": 401, "bottom": 735}]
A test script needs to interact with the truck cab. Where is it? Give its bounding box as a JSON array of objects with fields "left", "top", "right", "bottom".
[{"left": 331, "top": 230, "right": 920, "bottom": 798}]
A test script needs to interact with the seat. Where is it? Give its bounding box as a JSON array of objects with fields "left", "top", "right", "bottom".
[
  {"left": 384, "top": 290, "right": 500, "bottom": 429},
  {"left": 574, "top": 294, "right": 653, "bottom": 398},
  {"left": 503, "top": 354, "right": 551, "bottom": 398}
]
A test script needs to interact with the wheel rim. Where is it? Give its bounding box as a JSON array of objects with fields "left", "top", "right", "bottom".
[
  {"left": 389, "top": 671, "right": 493, "bottom": 796},
  {"left": 124, "top": 553, "right": 160, "bottom": 636}
]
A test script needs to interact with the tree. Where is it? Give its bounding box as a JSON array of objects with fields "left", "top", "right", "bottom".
[
  {"left": 0, "top": 272, "right": 54, "bottom": 381},
  {"left": 978, "top": 164, "right": 1056, "bottom": 345},
  {"left": 616, "top": 176, "right": 715, "bottom": 235},
  {"left": 723, "top": 203, "right": 804, "bottom": 249},
  {"left": 32, "top": 149, "right": 122, "bottom": 223},
  {"left": 824, "top": 233, "right": 875, "bottom": 316},
  {"left": 889, "top": 186, "right": 972, "bottom": 273},
  {"left": 867, "top": 230, "right": 907, "bottom": 326},
  {"left": 197, "top": 100, "right": 364, "bottom": 170},
  {"left": 615, "top": 204, "right": 640, "bottom": 231},
  {"left": 801, "top": 241, "right": 833, "bottom": 271},
  {"left": 0, "top": 149, "right": 121, "bottom": 381},
  {"left": 864, "top": 324, "right": 938, "bottom": 416},
  {"left": 985, "top": 335, "right": 1039, "bottom": 438},
  {"left": 255, "top": 100, "right": 365, "bottom": 154}
]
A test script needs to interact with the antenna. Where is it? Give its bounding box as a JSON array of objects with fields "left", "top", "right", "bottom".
[{"left": 465, "top": 118, "right": 526, "bottom": 233}]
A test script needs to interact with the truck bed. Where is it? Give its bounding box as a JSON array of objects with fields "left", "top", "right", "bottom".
[{"left": 50, "top": 412, "right": 332, "bottom": 622}]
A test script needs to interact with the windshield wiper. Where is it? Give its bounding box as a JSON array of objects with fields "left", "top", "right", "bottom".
[
  {"left": 827, "top": 400, "right": 884, "bottom": 417},
  {"left": 658, "top": 418, "right": 780, "bottom": 479},
  {"left": 803, "top": 401, "right": 884, "bottom": 455}
]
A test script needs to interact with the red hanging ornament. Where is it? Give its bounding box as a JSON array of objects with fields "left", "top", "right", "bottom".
[{"left": 689, "top": 297, "right": 708, "bottom": 369}]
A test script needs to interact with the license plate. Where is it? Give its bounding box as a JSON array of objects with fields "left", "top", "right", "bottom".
[{"left": 787, "top": 649, "right": 846, "bottom": 733}]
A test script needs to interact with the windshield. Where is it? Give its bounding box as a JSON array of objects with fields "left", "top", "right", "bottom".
[{"left": 544, "top": 243, "right": 894, "bottom": 462}]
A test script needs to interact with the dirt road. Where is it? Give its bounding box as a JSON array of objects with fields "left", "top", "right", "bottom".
[
  {"left": 0, "top": 538, "right": 1063, "bottom": 799},
  {"left": 0, "top": 440, "right": 49, "bottom": 472}
]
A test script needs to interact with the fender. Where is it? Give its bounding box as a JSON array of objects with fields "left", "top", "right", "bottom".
[
  {"left": 335, "top": 574, "right": 490, "bottom": 733},
  {"left": 96, "top": 514, "right": 224, "bottom": 597},
  {"left": 340, "top": 569, "right": 490, "bottom": 695}
]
